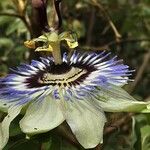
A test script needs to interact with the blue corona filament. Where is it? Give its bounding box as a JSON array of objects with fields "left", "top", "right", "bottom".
[{"left": 0, "top": 51, "right": 132, "bottom": 105}]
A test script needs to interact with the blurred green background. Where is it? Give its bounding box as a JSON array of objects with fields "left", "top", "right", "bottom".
[{"left": 0, "top": 0, "right": 150, "bottom": 149}]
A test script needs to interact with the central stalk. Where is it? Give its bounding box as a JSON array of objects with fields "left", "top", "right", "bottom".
[{"left": 51, "top": 41, "right": 62, "bottom": 64}]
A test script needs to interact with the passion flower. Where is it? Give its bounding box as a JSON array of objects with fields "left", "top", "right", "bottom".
[{"left": 0, "top": 51, "right": 150, "bottom": 149}]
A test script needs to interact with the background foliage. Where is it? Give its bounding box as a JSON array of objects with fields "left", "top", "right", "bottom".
[{"left": 0, "top": 0, "right": 150, "bottom": 149}]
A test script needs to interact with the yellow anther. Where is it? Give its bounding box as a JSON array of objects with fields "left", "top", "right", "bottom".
[
  {"left": 24, "top": 40, "right": 36, "bottom": 49},
  {"left": 67, "top": 41, "right": 78, "bottom": 49},
  {"left": 47, "top": 44, "right": 54, "bottom": 52}
]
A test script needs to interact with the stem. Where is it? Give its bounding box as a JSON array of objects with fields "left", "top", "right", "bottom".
[
  {"left": 129, "top": 51, "right": 150, "bottom": 93},
  {"left": 89, "top": 0, "right": 121, "bottom": 40},
  {"left": 0, "top": 13, "right": 31, "bottom": 34},
  {"left": 80, "top": 38, "right": 150, "bottom": 51}
]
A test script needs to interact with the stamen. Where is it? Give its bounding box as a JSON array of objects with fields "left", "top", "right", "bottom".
[{"left": 38, "top": 66, "right": 87, "bottom": 87}]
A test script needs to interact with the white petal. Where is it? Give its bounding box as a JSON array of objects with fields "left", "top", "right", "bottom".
[
  {"left": 98, "top": 98, "right": 150, "bottom": 112},
  {"left": 65, "top": 100, "right": 106, "bottom": 149},
  {"left": 95, "top": 85, "right": 150, "bottom": 112},
  {"left": 0, "top": 105, "right": 22, "bottom": 149},
  {"left": 20, "top": 96, "right": 64, "bottom": 135}
]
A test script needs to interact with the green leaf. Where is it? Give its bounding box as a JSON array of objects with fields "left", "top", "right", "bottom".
[
  {"left": 9, "top": 116, "right": 23, "bottom": 137},
  {"left": 141, "top": 125, "right": 150, "bottom": 150},
  {"left": 4, "top": 139, "right": 40, "bottom": 150},
  {"left": 6, "top": 19, "right": 26, "bottom": 35},
  {"left": 131, "top": 114, "right": 150, "bottom": 150},
  {"left": 0, "top": 38, "right": 14, "bottom": 48}
]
